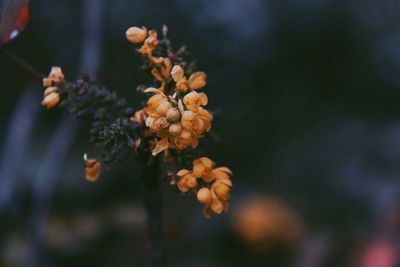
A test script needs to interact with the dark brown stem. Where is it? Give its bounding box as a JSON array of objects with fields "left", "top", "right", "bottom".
[
  {"left": 142, "top": 156, "right": 166, "bottom": 267},
  {"left": 1, "top": 47, "right": 44, "bottom": 78}
]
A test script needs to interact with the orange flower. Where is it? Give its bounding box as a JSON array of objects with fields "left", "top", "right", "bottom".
[
  {"left": 232, "top": 195, "right": 304, "bottom": 248},
  {"left": 42, "top": 67, "right": 65, "bottom": 109},
  {"left": 171, "top": 65, "right": 184, "bottom": 82},
  {"left": 170, "top": 65, "right": 207, "bottom": 92},
  {"left": 84, "top": 157, "right": 101, "bottom": 182},
  {"left": 41, "top": 92, "right": 60, "bottom": 109},
  {"left": 126, "top": 26, "right": 147, "bottom": 44},
  {"left": 139, "top": 30, "right": 158, "bottom": 56},
  {"left": 183, "top": 91, "right": 208, "bottom": 112},
  {"left": 177, "top": 169, "right": 198, "bottom": 192},
  {"left": 43, "top": 66, "right": 64, "bottom": 86},
  {"left": 177, "top": 157, "right": 233, "bottom": 218},
  {"left": 197, "top": 187, "right": 212, "bottom": 204},
  {"left": 192, "top": 157, "right": 215, "bottom": 178}
]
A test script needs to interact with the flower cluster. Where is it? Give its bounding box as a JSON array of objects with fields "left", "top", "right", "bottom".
[
  {"left": 176, "top": 157, "right": 233, "bottom": 218},
  {"left": 41, "top": 25, "right": 233, "bottom": 218},
  {"left": 127, "top": 26, "right": 212, "bottom": 156},
  {"left": 41, "top": 66, "right": 64, "bottom": 108},
  {"left": 142, "top": 89, "right": 212, "bottom": 155}
]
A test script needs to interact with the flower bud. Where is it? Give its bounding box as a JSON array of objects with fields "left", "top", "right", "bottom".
[
  {"left": 85, "top": 158, "right": 101, "bottom": 182},
  {"left": 156, "top": 117, "right": 170, "bottom": 129},
  {"left": 197, "top": 187, "right": 212, "bottom": 204},
  {"left": 169, "top": 122, "right": 182, "bottom": 136},
  {"left": 171, "top": 65, "right": 184, "bottom": 82},
  {"left": 126, "top": 26, "right": 147, "bottom": 44},
  {"left": 188, "top": 71, "right": 207, "bottom": 90},
  {"left": 41, "top": 92, "right": 60, "bottom": 109},
  {"left": 156, "top": 101, "right": 172, "bottom": 116},
  {"left": 210, "top": 200, "right": 224, "bottom": 214},
  {"left": 166, "top": 108, "right": 180, "bottom": 122}
]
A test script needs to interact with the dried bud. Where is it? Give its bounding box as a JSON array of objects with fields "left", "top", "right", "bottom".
[
  {"left": 188, "top": 71, "right": 207, "bottom": 90},
  {"left": 126, "top": 26, "right": 147, "bottom": 44},
  {"left": 171, "top": 65, "right": 184, "bottom": 82},
  {"left": 169, "top": 122, "right": 182, "bottom": 136},
  {"left": 157, "top": 117, "right": 170, "bottom": 129},
  {"left": 197, "top": 187, "right": 212, "bottom": 204},
  {"left": 85, "top": 158, "right": 101, "bottom": 182},
  {"left": 157, "top": 101, "right": 172, "bottom": 116},
  {"left": 41, "top": 92, "right": 60, "bottom": 109},
  {"left": 44, "top": 86, "right": 58, "bottom": 97},
  {"left": 166, "top": 108, "right": 180, "bottom": 122}
]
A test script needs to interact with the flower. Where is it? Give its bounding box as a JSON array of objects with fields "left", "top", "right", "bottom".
[
  {"left": 41, "top": 92, "right": 60, "bottom": 109},
  {"left": 193, "top": 157, "right": 215, "bottom": 178},
  {"left": 232, "top": 195, "right": 304, "bottom": 249},
  {"left": 126, "top": 26, "right": 147, "bottom": 44},
  {"left": 84, "top": 157, "right": 101, "bottom": 182},
  {"left": 43, "top": 66, "right": 64, "bottom": 86},
  {"left": 42, "top": 67, "right": 65, "bottom": 109},
  {"left": 183, "top": 91, "right": 208, "bottom": 112},
  {"left": 177, "top": 169, "right": 197, "bottom": 192},
  {"left": 170, "top": 65, "right": 207, "bottom": 92},
  {"left": 176, "top": 157, "right": 233, "bottom": 218},
  {"left": 139, "top": 30, "right": 158, "bottom": 56},
  {"left": 171, "top": 65, "right": 184, "bottom": 82},
  {"left": 143, "top": 89, "right": 213, "bottom": 155}
]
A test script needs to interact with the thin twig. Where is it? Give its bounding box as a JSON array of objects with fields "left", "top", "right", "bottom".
[{"left": 1, "top": 47, "right": 44, "bottom": 78}]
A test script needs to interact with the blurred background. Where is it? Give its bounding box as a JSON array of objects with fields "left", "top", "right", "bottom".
[{"left": 1, "top": 0, "right": 400, "bottom": 266}]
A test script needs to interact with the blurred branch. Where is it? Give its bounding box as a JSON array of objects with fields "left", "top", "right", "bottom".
[
  {"left": 0, "top": 88, "right": 40, "bottom": 214},
  {"left": 29, "top": 116, "right": 78, "bottom": 266},
  {"left": 142, "top": 157, "right": 166, "bottom": 267},
  {"left": 28, "top": 0, "right": 104, "bottom": 265}
]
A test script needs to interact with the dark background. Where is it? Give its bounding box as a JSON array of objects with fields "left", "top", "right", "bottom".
[{"left": 1, "top": 0, "right": 400, "bottom": 266}]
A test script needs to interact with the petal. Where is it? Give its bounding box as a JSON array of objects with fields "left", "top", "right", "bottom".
[
  {"left": 214, "top": 166, "right": 233, "bottom": 175},
  {"left": 152, "top": 137, "right": 169, "bottom": 156},
  {"left": 177, "top": 169, "right": 190, "bottom": 176},
  {"left": 198, "top": 93, "right": 208, "bottom": 106},
  {"left": 171, "top": 65, "right": 184, "bottom": 82},
  {"left": 191, "top": 136, "right": 199, "bottom": 148},
  {"left": 202, "top": 204, "right": 211, "bottom": 219},
  {"left": 210, "top": 200, "right": 223, "bottom": 214},
  {"left": 143, "top": 87, "right": 162, "bottom": 94},
  {"left": 215, "top": 178, "right": 232, "bottom": 187}
]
